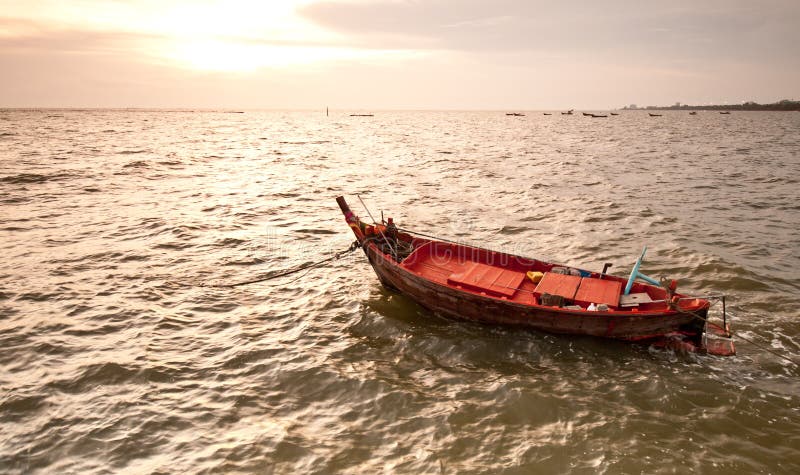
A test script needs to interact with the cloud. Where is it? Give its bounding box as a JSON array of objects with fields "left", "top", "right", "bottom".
[
  {"left": 0, "top": 17, "right": 165, "bottom": 57},
  {"left": 298, "top": 0, "right": 800, "bottom": 64},
  {"left": 1, "top": 1, "right": 797, "bottom": 108}
]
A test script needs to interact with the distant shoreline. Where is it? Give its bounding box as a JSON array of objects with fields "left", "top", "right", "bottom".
[
  {"left": 623, "top": 99, "right": 800, "bottom": 111},
  {"left": 1, "top": 104, "right": 799, "bottom": 112}
]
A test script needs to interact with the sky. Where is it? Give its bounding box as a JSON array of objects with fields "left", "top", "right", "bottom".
[{"left": 1, "top": 0, "right": 798, "bottom": 109}]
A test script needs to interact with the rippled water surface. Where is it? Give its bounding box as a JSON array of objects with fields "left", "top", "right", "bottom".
[{"left": 2, "top": 109, "right": 799, "bottom": 474}]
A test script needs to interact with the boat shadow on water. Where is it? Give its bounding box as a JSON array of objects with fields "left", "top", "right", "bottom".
[{"left": 353, "top": 282, "right": 708, "bottom": 369}]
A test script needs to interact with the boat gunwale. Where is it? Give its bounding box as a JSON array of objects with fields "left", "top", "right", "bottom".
[
  {"left": 360, "top": 228, "right": 708, "bottom": 318},
  {"left": 361, "top": 242, "right": 706, "bottom": 340}
]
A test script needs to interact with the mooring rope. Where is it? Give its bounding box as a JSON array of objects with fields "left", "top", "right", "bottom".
[
  {"left": 188, "top": 217, "right": 799, "bottom": 366},
  {"left": 205, "top": 240, "right": 360, "bottom": 288}
]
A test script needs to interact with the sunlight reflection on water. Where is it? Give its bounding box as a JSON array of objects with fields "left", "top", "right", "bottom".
[{"left": 1, "top": 109, "right": 799, "bottom": 473}]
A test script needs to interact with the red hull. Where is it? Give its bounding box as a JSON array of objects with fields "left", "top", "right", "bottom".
[{"left": 336, "top": 197, "right": 734, "bottom": 355}]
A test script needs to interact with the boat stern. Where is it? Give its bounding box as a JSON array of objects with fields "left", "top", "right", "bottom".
[
  {"left": 693, "top": 302, "right": 736, "bottom": 356},
  {"left": 702, "top": 322, "right": 736, "bottom": 356},
  {"left": 652, "top": 303, "right": 736, "bottom": 356}
]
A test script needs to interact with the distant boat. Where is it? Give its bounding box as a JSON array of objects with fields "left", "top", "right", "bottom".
[
  {"left": 590, "top": 114, "right": 608, "bottom": 118},
  {"left": 610, "top": 113, "right": 619, "bottom": 116},
  {"left": 350, "top": 114, "right": 374, "bottom": 117},
  {"left": 543, "top": 113, "right": 552, "bottom": 115},
  {"left": 649, "top": 113, "right": 662, "bottom": 117},
  {"left": 582, "top": 112, "right": 592, "bottom": 116},
  {"left": 561, "top": 109, "right": 574, "bottom": 115},
  {"left": 719, "top": 111, "right": 731, "bottom": 115},
  {"left": 506, "top": 113, "right": 525, "bottom": 116},
  {"left": 689, "top": 111, "right": 698, "bottom": 115}
]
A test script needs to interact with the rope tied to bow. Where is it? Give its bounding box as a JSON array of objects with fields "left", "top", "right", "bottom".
[{"left": 207, "top": 240, "right": 360, "bottom": 288}]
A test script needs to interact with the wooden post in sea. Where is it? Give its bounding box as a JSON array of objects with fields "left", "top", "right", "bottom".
[{"left": 326, "top": 107, "right": 329, "bottom": 117}]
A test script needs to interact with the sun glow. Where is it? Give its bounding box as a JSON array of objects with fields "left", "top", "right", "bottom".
[
  {"left": 2, "top": 0, "right": 399, "bottom": 72},
  {"left": 144, "top": 1, "right": 362, "bottom": 71},
  {"left": 167, "top": 39, "right": 394, "bottom": 72}
]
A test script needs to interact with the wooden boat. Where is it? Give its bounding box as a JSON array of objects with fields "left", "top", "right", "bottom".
[
  {"left": 719, "top": 111, "right": 731, "bottom": 115},
  {"left": 649, "top": 113, "right": 662, "bottom": 117},
  {"left": 543, "top": 113, "right": 552, "bottom": 115},
  {"left": 336, "top": 196, "right": 734, "bottom": 355},
  {"left": 506, "top": 112, "right": 525, "bottom": 116},
  {"left": 561, "top": 110, "right": 574, "bottom": 115},
  {"left": 689, "top": 111, "right": 698, "bottom": 115},
  {"left": 350, "top": 114, "right": 374, "bottom": 117},
  {"left": 610, "top": 113, "right": 619, "bottom": 116},
  {"left": 590, "top": 114, "right": 608, "bottom": 118}
]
